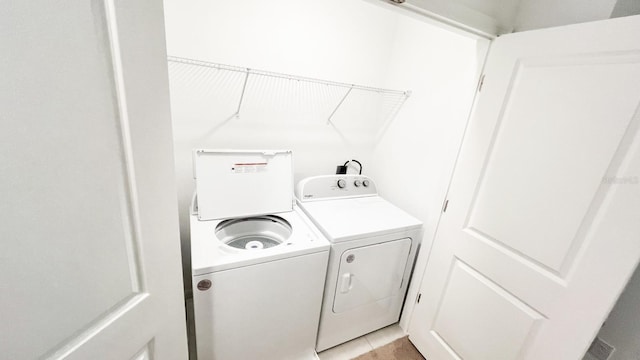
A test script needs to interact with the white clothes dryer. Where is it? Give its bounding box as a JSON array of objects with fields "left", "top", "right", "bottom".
[
  {"left": 191, "top": 150, "right": 330, "bottom": 360},
  {"left": 296, "top": 175, "right": 423, "bottom": 351}
]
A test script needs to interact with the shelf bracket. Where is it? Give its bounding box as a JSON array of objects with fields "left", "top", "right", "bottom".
[
  {"left": 327, "top": 86, "right": 353, "bottom": 125},
  {"left": 234, "top": 70, "right": 250, "bottom": 117}
]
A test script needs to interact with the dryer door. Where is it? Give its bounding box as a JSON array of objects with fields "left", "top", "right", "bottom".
[{"left": 333, "top": 238, "right": 412, "bottom": 313}]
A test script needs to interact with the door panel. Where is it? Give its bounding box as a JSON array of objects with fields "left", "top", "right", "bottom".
[
  {"left": 0, "top": 1, "right": 187, "bottom": 359},
  {"left": 333, "top": 238, "right": 411, "bottom": 313},
  {"left": 1, "top": 2, "right": 140, "bottom": 357},
  {"left": 409, "top": 15, "right": 640, "bottom": 360},
  {"left": 469, "top": 54, "right": 640, "bottom": 272},
  {"left": 432, "top": 261, "right": 543, "bottom": 359}
]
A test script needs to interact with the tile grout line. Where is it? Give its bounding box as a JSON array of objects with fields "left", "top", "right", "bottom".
[
  {"left": 352, "top": 337, "right": 375, "bottom": 360},
  {"left": 364, "top": 334, "right": 374, "bottom": 350}
]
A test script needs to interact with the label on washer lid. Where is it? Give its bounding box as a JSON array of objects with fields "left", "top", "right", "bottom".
[{"left": 231, "top": 162, "right": 268, "bottom": 174}]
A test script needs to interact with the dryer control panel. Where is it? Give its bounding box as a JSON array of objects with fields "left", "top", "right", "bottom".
[{"left": 296, "top": 175, "right": 377, "bottom": 201}]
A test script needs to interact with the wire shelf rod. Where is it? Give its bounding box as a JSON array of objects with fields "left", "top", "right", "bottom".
[
  {"left": 234, "top": 72, "right": 250, "bottom": 117},
  {"left": 167, "top": 56, "right": 409, "bottom": 97},
  {"left": 327, "top": 87, "right": 353, "bottom": 125}
]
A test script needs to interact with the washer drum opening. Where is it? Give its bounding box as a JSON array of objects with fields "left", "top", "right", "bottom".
[{"left": 215, "top": 215, "right": 292, "bottom": 250}]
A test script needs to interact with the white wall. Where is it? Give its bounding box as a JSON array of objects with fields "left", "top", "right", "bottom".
[
  {"left": 513, "top": 0, "right": 618, "bottom": 31},
  {"left": 513, "top": 0, "right": 640, "bottom": 32},
  {"left": 164, "top": 0, "right": 398, "bottom": 82},
  {"left": 163, "top": 0, "right": 483, "bottom": 306},
  {"left": 405, "top": 0, "right": 520, "bottom": 35},
  {"left": 593, "top": 264, "right": 640, "bottom": 360},
  {"left": 367, "top": 6, "right": 488, "bottom": 327},
  {"left": 612, "top": 0, "right": 640, "bottom": 18},
  {"left": 403, "top": 0, "right": 640, "bottom": 35}
]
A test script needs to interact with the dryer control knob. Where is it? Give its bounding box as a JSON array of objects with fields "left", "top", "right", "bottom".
[
  {"left": 337, "top": 179, "right": 346, "bottom": 188},
  {"left": 354, "top": 180, "right": 362, "bottom": 187},
  {"left": 362, "top": 179, "right": 370, "bottom": 187}
]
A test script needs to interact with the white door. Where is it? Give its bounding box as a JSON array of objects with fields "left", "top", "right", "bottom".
[
  {"left": 0, "top": 1, "right": 187, "bottom": 359},
  {"left": 408, "top": 15, "right": 640, "bottom": 360}
]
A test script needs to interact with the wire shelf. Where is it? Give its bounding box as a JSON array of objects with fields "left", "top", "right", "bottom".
[{"left": 167, "top": 56, "right": 410, "bottom": 133}]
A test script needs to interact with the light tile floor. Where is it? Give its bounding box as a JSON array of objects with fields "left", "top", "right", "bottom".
[{"left": 318, "top": 324, "right": 406, "bottom": 360}]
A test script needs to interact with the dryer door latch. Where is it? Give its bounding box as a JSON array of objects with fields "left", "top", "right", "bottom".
[{"left": 340, "top": 273, "right": 354, "bottom": 293}]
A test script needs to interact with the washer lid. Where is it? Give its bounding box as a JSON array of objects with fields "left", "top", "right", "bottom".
[{"left": 193, "top": 149, "right": 293, "bottom": 220}]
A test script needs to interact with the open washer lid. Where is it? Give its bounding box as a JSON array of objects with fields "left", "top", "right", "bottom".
[{"left": 193, "top": 149, "right": 293, "bottom": 220}]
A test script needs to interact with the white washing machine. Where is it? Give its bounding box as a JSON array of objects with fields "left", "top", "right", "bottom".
[
  {"left": 296, "top": 175, "right": 423, "bottom": 351},
  {"left": 190, "top": 149, "right": 330, "bottom": 360}
]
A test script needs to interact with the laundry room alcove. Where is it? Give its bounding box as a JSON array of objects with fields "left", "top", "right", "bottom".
[{"left": 164, "top": 4, "right": 486, "bottom": 349}]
